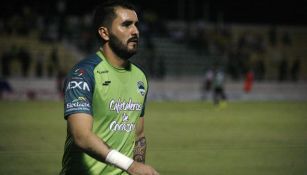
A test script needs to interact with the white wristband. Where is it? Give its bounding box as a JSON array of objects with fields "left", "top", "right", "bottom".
[{"left": 105, "top": 150, "right": 134, "bottom": 171}]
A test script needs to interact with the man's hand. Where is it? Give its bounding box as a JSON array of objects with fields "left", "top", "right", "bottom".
[{"left": 127, "top": 161, "right": 159, "bottom": 175}]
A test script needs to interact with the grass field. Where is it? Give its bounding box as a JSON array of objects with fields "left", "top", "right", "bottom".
[{"left": 0, "top": 100, "right": 306, "bottom": 175}]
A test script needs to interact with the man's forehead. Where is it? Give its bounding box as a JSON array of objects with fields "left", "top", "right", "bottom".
[{"left": 114, "top": 7, "right": 138, "bottom": 22}]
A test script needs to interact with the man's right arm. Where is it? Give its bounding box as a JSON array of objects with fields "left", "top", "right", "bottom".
[
  {"left": 67, "top": 113, "right": 110, "bottom": 162},
  {"left": 67, "top": 113, "right": 159, "bottom": 175}
]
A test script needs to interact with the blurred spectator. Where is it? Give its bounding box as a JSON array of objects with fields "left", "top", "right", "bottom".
[
  {"left": 254, "top": 58, "right": 266, "bottom": 81},
  {"left": 39, "top": 16, "right": 59, "bottom": 43},
  {"left": 268, "top": 26, "right": 277, "bottom": 47},
  {"left": 243, "top": 69, "right": 254, "bottom": 93},
  {"left": 18, "top": 47, "right": 31, "bottom": 77},
  {"left": 290, "top": 57, "right": 301, "bottom": 82},
  {"left": 1, "top": 48, "right": 14, "bottom": 77},
  {"left": 47, "top": 46, "right": 59, "bottom": 77},
  {"left": 254, "top": 34, "right": 266, "bottom": 53},
  {"left": 278, "top": 57, "right": 288, "bottom": 82},
  {"left": 281, "top": 31, "right": 292, "bottom": 47},
  {"left": 201, "top": 67, "right": 213, "bottom": 100},
  {"left": 35, "top": 51, "right": 45, "bottom": 78},
  {"left": 57, "top": 69, "right": 66, "bottom": 98},
  {"left": 1, "top": 45, "right": 19, "bottom": 77},
  {"left": 0, "top": 78, "right": 13, "bottom": 99},
  {"left": 227, "top": 48, "right": 241, "bottom": 80}
]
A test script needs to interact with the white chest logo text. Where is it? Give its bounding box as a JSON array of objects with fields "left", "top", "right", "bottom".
[
  {"left": 108, "top": 98, "right": 142, "bottom": 132},
  {"left": 109, "top": 98, "right": 142, "bottom": 113}
]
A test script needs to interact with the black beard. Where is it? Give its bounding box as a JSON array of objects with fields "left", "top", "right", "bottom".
[{"left": 108, "top": 32, "right": 138, "bottom": 60}]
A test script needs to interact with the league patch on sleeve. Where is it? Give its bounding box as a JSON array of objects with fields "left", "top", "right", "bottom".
[
  {"left": 73, "top": 68, "right": 86, "bottom": 77},
  {"left": 65, "top": 96, "right": 91, "bottom": 113}
]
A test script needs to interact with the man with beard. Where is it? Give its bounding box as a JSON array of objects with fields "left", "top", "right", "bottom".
[{"left": 60, "top": 1, "right": 159, "bottom": 175}]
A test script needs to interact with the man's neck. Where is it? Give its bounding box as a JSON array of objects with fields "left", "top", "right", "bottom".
[{"left": 100, "top": 45, "right": 128, "bottom": 69}]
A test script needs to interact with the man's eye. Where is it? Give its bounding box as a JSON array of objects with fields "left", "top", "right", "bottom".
[{"left": 122, "top": 21, "right": 132, "bottom": 27}]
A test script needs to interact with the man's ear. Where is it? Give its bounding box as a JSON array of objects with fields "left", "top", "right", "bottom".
[{"left": 98, "top": 27, "right": 109, "bottom": 41}]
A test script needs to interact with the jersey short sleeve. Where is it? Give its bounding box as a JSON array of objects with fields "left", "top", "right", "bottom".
[
  {"left": 138, "top": 66, "right": 149, "bottom": 118},
  {"left": 140, "top": 89, "right": 148, "bottom": 117},
  {"left": 64, "top": 66, "right": 95, "bottom": 119}
]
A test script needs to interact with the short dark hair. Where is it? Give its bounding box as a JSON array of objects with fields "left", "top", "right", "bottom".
[{"left": 93, "top": 0, "right": 137, "bottom": 32}]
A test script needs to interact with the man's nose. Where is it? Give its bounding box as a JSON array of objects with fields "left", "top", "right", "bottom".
[{"left": 131, "top": 25, "right": 139, "bottom": 36}]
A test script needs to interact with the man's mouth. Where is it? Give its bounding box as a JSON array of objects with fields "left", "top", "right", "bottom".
[{"left": 128, "top": 37, "right": 139, "bottom": 43}]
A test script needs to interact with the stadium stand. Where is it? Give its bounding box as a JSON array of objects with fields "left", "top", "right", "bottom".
[{"left": 1, "top": 8, "right": 306, "bottom": 101}]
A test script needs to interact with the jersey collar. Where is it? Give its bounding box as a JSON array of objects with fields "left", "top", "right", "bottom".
[{"left": 96, "top": 50, "right": 131, "bottom": 72}]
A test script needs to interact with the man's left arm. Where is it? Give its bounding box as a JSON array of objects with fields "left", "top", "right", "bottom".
[{"left": 134, "top": 117, "right": 146, "bottom": 163}]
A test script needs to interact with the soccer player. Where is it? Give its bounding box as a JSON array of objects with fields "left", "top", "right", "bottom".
[
  {"left": 59, "top": 0, "right": 159, "bottom": 175},
  {"left": 212, "top": 65, "right": 227, "bottom": 107}
]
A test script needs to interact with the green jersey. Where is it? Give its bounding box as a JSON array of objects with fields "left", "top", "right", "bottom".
[{"left": 60, "top": 51, "right": 148, "bottom": 175}]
